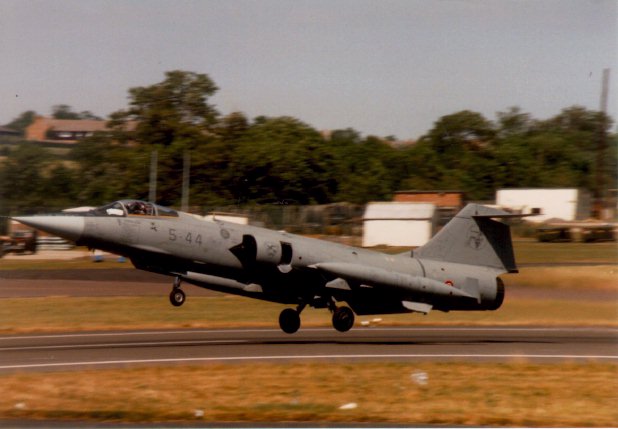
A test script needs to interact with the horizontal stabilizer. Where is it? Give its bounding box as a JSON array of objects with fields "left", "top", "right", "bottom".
[{"left": 472, "top": 212, "right": 540, "bottom": 219}]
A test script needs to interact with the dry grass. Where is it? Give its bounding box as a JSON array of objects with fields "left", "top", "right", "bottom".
[
  {"left": 0, "top": 256, "right": 131, "bottom": 270},
  {"left": 0, "top": 294, "right": 616, "bottom": 334},
  {"left": 1, "top": 362, "right": 616, "bottom": 426},
  {"left": 513, "top": 265, "right": 618, "bottom": 290},
  {"left": 512, "top": 240, "right": 617, "bottom": 265}
]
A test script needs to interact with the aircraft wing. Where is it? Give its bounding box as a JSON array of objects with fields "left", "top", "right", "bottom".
[{"left": 311, "top": 262, "right": 477, "bottom": 300}]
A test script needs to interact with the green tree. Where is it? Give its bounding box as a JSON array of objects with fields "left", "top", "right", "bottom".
[
  {"left": 536, "top": 106, "right": 611, "bottom": 166},
  {"left": 4, "top": 110, "right": 37, "bottom": 135},
  {"left": 333, "top": 133, "right": 403, "bottom": 203},
  {"left": 78, "top": 111, "right": 102, "bottom": 120},
  {"left": 184, "top": 113, "right": 253, "bottom": 206},
  {"left": 52, "top": 104, "right": 81, "bottom": 120},
  {"left": 405, "top": 110, "right": 497, "bottom": 199},
  {"left": 496, "top": 106, "right": 533, "bottom": 138},
  {"left": 71, "top": 135, "right": 152, "bottom": 204},
  {"left": 424, "top": 110, "right": 495, "bottom": 158},
  {"left": 109, "top": 70, "right": 220, "bottom": 146},
  {"left": 231, "top": 117, "right": 335, "bottom": 204},
  {"left": 215, "top": 111, "right": 250, "bottom": 142},
  {"left": 41, "top": 164, "right": 78, "bottom": 208},
  {"left": 0, "top": 144, "right": 51, "bottom": 212}
]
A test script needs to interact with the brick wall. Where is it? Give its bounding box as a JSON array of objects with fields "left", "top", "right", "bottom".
[
  {"left": 25, "top": 117, "right": 50, "bottom": 141},
  {"left": 393, "top": 192, "right": 463, "bottom": 208}
]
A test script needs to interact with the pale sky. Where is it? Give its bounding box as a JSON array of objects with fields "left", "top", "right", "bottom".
[{"left": 1, "top": 0, "right": 616, "bottom": 139}]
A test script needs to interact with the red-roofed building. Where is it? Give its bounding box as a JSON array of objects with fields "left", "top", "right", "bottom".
[
  {"left": 26, "top": 117, "right": 112, "bottom": 143},
  {"left": 25, "top": 116, "right": 136, "bottom": 144}
]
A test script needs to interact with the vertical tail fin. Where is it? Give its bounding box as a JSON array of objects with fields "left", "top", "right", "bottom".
[{"left": 414, "top": 204, "right": 519, "bottom": 273}]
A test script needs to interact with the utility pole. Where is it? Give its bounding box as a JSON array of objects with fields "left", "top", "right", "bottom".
[
  {"left": 593, "top": 68, "right": 610, "bottom": 219},
  {"left": 149, "top": 150, "right": 158, "bottom": 203},
  {"left": 181, "top": 151, "right": 190, "bottom": 212}
]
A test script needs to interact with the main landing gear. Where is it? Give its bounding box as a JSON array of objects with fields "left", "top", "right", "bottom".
[
  {"left": 279, "top": 307, "right": 302, "bottom": 334},
  {"left": 169, "top": 276, "right": 186, "bottom": 307},
  {"left": 332, "top": 306, "right": 355, "bottom": 333},
  {"left": 278, "top": 301, "right": 355, "bottom": 334}
]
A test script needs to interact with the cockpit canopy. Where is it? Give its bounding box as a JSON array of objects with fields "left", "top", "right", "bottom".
[{"left": 92, "top": 200, "right": 178, "bottom": 217}]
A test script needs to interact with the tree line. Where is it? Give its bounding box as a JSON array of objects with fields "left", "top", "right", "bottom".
[{"left": 1, "top": 70, "right": 615, "bottom": 213}]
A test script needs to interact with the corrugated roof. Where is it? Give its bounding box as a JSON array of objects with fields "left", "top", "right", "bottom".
[{"left": 363, "top": 202, "right": 436, "bottom": 220}]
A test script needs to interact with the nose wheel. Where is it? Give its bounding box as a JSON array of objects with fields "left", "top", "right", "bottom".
[{"left": 169, "top": 276, "right": 186, "bottom": 307}]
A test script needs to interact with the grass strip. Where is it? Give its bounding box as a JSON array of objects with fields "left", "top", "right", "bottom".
[
  {"left": 1, "top": 362, "right": 616, "bottom": 426},
  {"left": 512, "top": 240, "right": 617, "bottom": 265},
  {"left": 0, "top": 295, "right": 616, "bottom": 334},
  {"left": 513, "top": 265, "right": 618, "bottom": 290},
  {"left": 0, "top": 257, "right": 132, "bottom": 271}
]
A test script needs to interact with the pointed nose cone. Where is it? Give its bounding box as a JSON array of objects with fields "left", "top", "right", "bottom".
[{"left": 12, "top": 216, "right": 85, "bottom": 242}]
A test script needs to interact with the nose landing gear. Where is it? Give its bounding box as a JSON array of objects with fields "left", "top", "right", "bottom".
[{"left": 169, "top": 276, "right": 186, "bottom": 307}]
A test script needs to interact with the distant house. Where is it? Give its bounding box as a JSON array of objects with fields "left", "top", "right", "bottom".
[
  {"left": 496, "top": 188, "right": 591, "bottom": 223},
  {"left": 25, "top": 117, "right": 110, "bottom": 143},
  {"left": 0, "top": 126, "right": 20, "bottom": 137},
  {"left": 362, "top": 202, "right": 437, "bottom": 247}
]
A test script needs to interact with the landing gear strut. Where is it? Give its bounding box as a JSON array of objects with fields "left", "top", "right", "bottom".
[{"left": 169, "top": 276, "right": 186, "bottom": 307}]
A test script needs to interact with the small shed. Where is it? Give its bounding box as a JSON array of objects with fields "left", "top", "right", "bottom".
[
  {"left": 362, "top": 202, "right": 437, "bottom": 247},
  {"left": 496, "top": 188, "right": 591, "bottom": 223}
]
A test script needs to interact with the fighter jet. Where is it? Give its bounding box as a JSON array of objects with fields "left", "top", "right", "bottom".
[{"left": 13, "top": 200, "right": 529, "bottom": 334}]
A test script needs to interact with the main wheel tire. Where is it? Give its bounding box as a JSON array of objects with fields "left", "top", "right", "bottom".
[
  {"left": 169, "top": 289, "right": 186, "bottom": 307},
  {"left": 279, "top": 308, "right": 301, "bottom": 334},
  {"left": 332, "top": 306, "right": 355, "bottom": 332}
]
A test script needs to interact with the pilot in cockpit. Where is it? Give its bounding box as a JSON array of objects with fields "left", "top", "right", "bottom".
[{"left": 127, "top": 201, "right": 154, "bottom": 216}]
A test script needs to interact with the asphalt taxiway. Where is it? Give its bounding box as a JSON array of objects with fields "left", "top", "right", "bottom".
[{"left": 0, "top": 326, "right": 616, "bottom": 373}]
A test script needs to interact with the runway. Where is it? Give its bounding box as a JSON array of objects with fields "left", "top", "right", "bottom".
[{"left": 1, "top": 326, "right": 616, "bottom": 373}]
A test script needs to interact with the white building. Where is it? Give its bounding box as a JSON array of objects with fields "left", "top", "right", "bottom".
[
  {"left": 496, "top": 188, "right": 591, "bottom": 223},
  {"left": 362, "top": 202, "right": 437, "bottom": 247}
]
